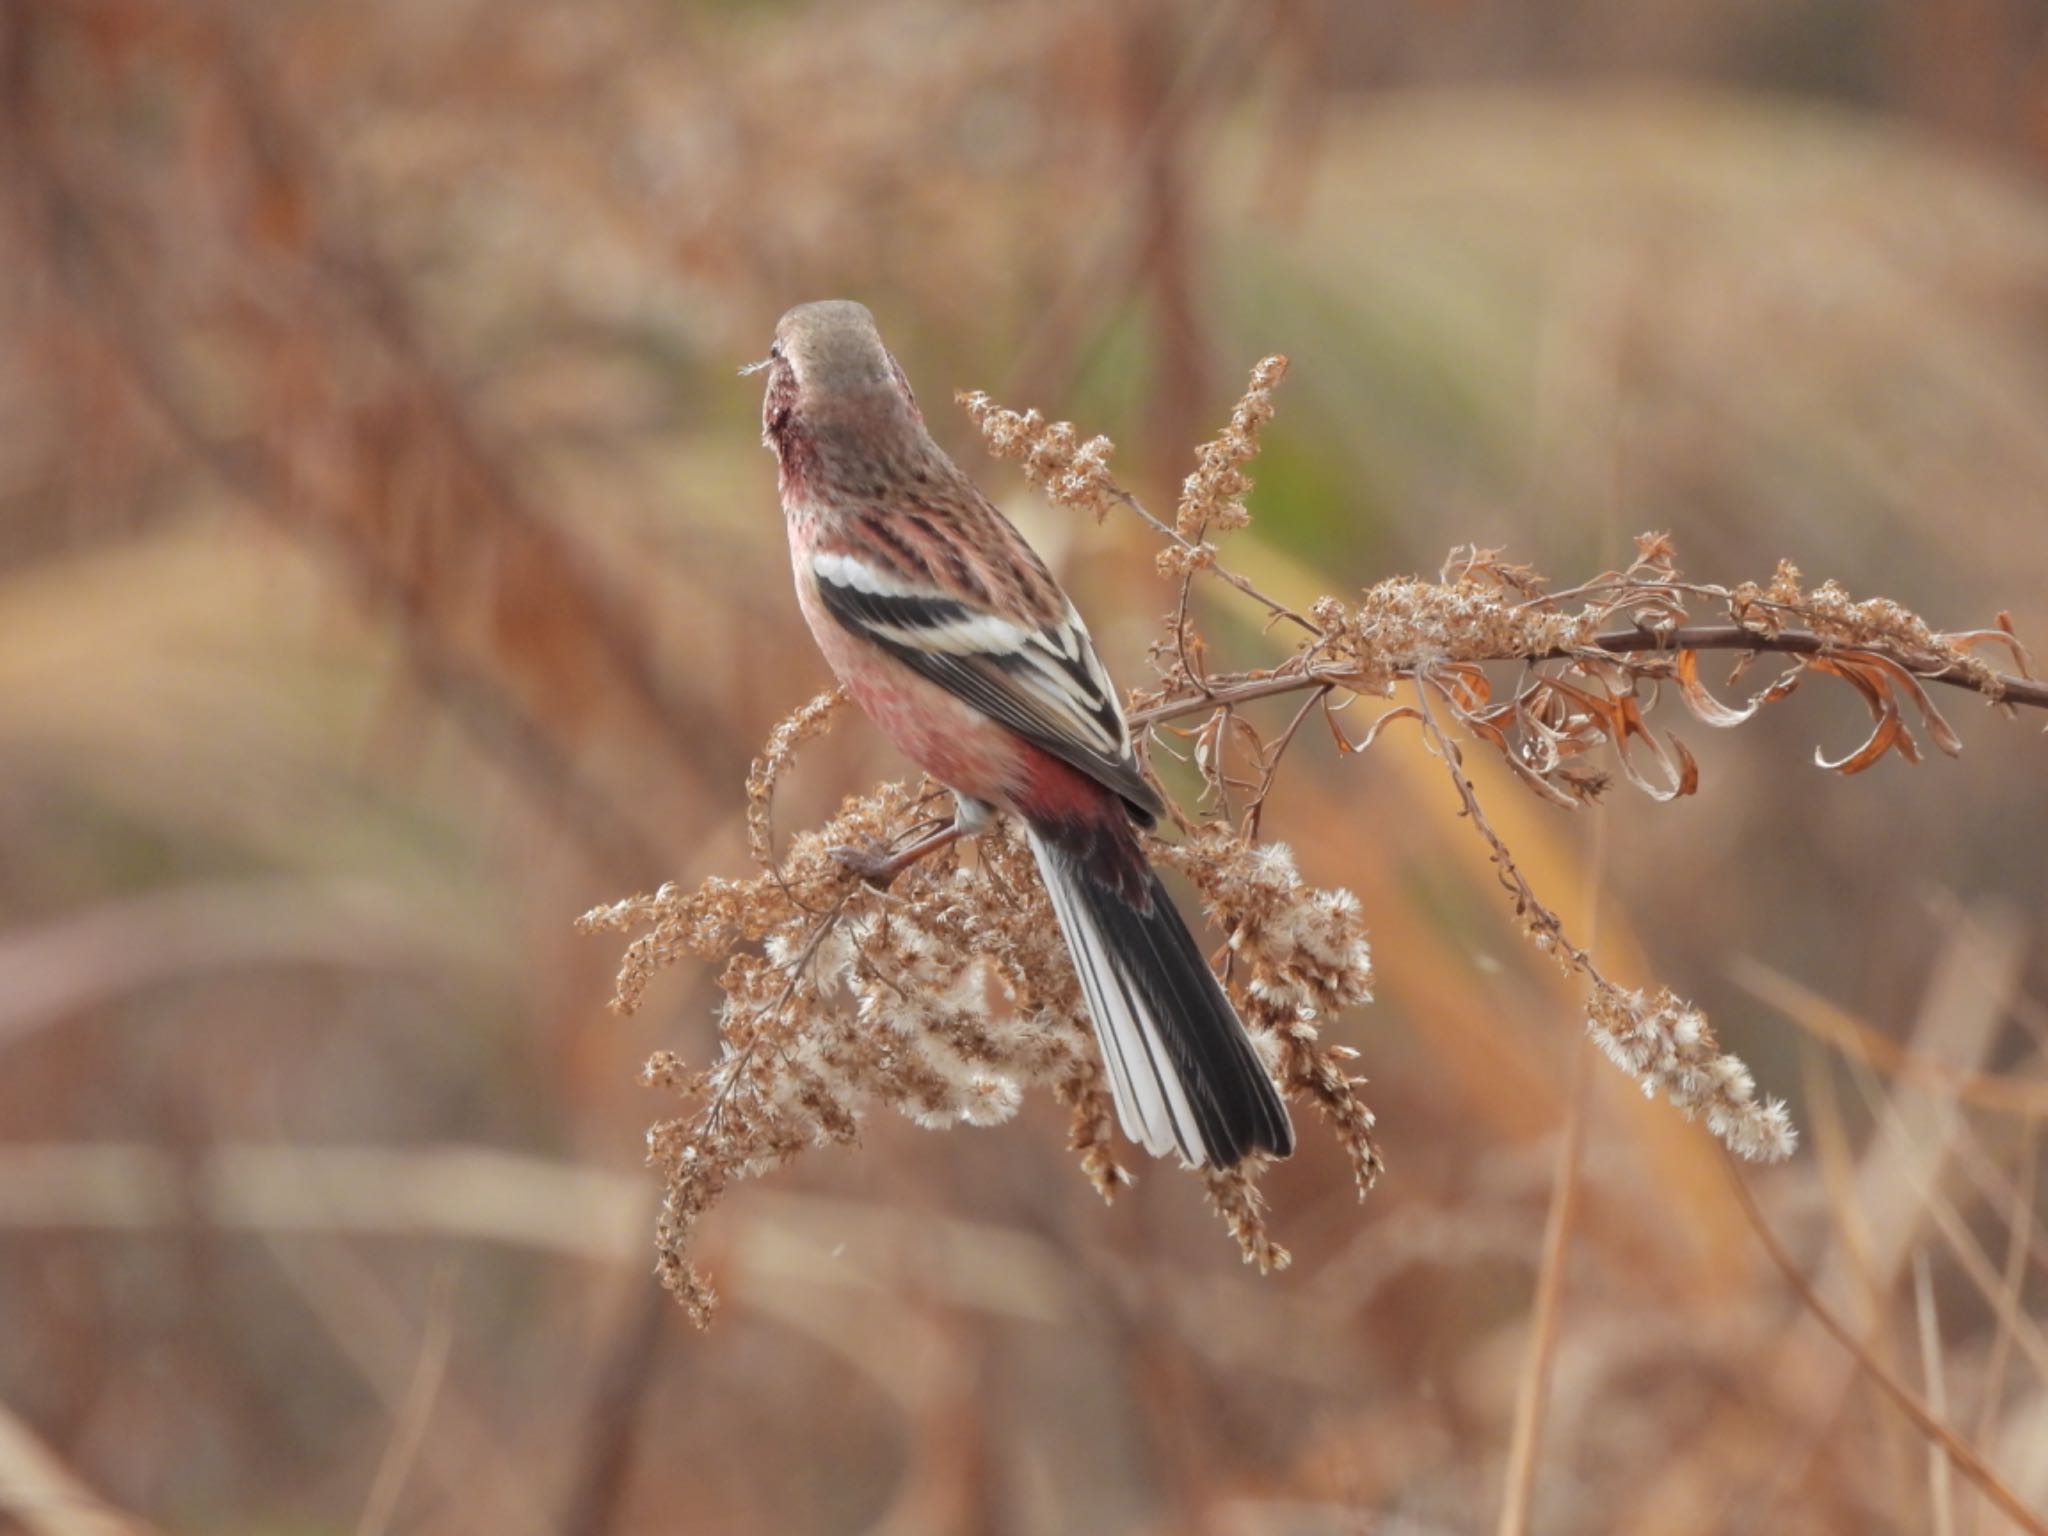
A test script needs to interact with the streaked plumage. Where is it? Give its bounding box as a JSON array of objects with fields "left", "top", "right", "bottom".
[{"left": 759, "top": 298, "right": 1293, "bottom": 1168}]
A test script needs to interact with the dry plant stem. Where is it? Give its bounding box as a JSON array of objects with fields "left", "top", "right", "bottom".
[
  {"left": 701, "top": 884, "right": 861, "bottom": 1134},
  {"left": 591, "top": 710, "right": 1380, "bottom": 1302},
  {"left": 260, "top": 1234, "right": 553, "bottom": 1536},
  {"left": 1127, "top": 625, "right": 2048, "bottom": 730},
  {"left": 1409, "top": 680, "right": 1599, "bottom": 979},
  {"left": 1726, "top": 1167, "right": 2048, "bottom": 1536},
  {"left": 1970, "top": 1123, "right": 2039, "bottom": 1536},
  {"left": 747, "top": 686, "right": 849, "bottom": 889},
  {"left": 1497, "top": 1042, "right": 1593, "bottom": 1536},
  {"left": 1112, "top": 487, "right": 1320, "bottom": 637},
  {"left": 356, "top": 1263, "right": 457, "bottom": 1536},
  {"left": 1567, "top": 625, "right": 2048, "bottom": 710},
  {"left": 0, "top": 1394, "right": 165, "bottom": 1536},
  {"left": 1241, "top": 684, "right": 1330, "bottom": 842},
  {"left": 1735, "top": 959, "right": 2048, "bottom": 1119},
  {"left": 1915, "top": 1249, "right": 1958, "bottom": 1536},
  {"left": 1411, "top": 671, "right": 1796, "bottom": 1159},
  {"left": 557, "top": 1282, "right": 669, "bottom": 1536},
  {"left": 1850, "top": 1050, "right": 2048, "bottom": 1384}
]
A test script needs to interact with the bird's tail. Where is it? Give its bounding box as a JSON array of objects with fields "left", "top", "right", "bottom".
[{"left": 1025, "top": 818, "right": 1294, "bottom": 1168}]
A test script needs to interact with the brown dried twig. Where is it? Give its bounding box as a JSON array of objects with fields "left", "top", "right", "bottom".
[
  {"left": 1726, "top": 1166, "right": 2048, "bottom": 1536},
  {"left": 1126, "top": 623, "right": 2048, "bottom": 728}
]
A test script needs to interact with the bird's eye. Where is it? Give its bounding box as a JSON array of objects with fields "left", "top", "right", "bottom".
[{"left": 769, "top": 340, "right": 783, "bottom": 360}]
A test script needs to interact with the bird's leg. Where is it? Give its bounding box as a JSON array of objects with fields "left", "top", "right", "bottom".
[
  {"left": 830, "top": 822, "right": 965, "bottom": 889},
  {"left": 831, "top": 794, "right": 993, "bottom": 890}
]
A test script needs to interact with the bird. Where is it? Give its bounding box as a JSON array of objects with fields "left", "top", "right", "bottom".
[{"left": 753, "top": 298, "right": 1293, "bottom": 1170}]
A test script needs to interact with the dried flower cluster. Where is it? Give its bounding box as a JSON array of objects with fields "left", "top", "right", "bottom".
[
  {"left": 1306, "top": 570, "right": 1596, "bottom": 695},
  {"left": 581, "top": 766, "right": 1379, "bottom": 1323},
  {"left": 742, "top": 685, "right": 847, "bottom": 868},
  {"left": 587, "top": 353, "right": 2047, "bottom": 1321},
  {"left": 1731, "top": 559, "right": 2023, "bottom": 700},
  {"left": 956, "top": 391, "right": 1119, "bottom": 521},
  {"left": 1175, "top": 354, "right": 1288, "bottom": 538},
  {"left": 1585, "top": 984, "right": 1797, "bottom": 1161},
  {"left": 1162, "top": 832, "right": 1381, "bottom": 1203}
]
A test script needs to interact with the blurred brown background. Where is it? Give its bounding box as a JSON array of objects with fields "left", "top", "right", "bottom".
[{"left": 3, "top": 1, "right": 2046, "bottom": 1532}]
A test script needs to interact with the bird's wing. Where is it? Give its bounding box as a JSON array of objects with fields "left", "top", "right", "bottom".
[{"left": 810, "top": 546, "right": 1164, "bottom": 823}]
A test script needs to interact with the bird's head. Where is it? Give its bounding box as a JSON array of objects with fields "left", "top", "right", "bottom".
[{"left": 751, "top": 300, "right": 924, "bottom": 466}]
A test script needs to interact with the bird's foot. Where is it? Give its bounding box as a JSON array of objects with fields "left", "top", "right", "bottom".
[
  {"left": 828, "top": 818, "right": 971, "bottom": 890},
  {"left": 828, "top": 835, "right": 912, "bottom": 890}
]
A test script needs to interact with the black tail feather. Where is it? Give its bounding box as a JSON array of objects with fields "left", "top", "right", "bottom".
[{"left": 1028, "top": 820, "right": 1294, "bottom": 1168}]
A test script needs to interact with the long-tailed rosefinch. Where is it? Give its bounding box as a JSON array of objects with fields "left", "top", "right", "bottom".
[{"left": 754, "top": 299, "right": 1293, "bottom": 1169}]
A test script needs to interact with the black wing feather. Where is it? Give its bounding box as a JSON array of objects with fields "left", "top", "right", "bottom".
[{"left": 816, "top": 576, "right": 1164, "bottom": 824}]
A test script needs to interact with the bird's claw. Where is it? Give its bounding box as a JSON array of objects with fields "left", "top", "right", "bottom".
[{"left": 828, "top": 838, "right": 905, "bottom": 890}]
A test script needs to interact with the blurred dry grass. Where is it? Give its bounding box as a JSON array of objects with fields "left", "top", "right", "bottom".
[{"left": 1, "top": 1, "right": 2045, "bottom": 1533}]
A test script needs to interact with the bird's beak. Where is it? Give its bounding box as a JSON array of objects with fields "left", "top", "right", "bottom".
[{"left": 738, "top": 356, "right": 774, "bottom": 377}]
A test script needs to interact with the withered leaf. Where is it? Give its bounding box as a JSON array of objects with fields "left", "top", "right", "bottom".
[
  {"left": 1674, "top": 648, "right": 1763, "bottom": 727},
  {"left": 1610, "top": 696, "right": 1695, "bottom": 801},
  {"left": 1809, "top": 655, "right": 1910, "bottom": 772},
  {"left": 1853, "top": 651, "right": 1963, "bottom": 759},
  {"left": 1345, "top": 703, "right": 1422, "bottom": 753}
]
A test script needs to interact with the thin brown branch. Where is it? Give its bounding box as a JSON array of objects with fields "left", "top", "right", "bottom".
[
  {"left": 701, "top": 883, "right": 861, "bottom": 1133},
  {"left": 1242, "top": 684, "right": 1329, "bottom": 842},
  {"left": 558, "top": 1283, "right": 669, "bottom": 1536},
  {"left": 1411, "top": 674, "right": 1796, "bottom": 1160},
  {"left": 1409, "top": 679, "right": 1601, "bottom": 981},
  {"left": 1128, "top": 624, "right": 2048, "bottom": 730},
  {"left": 1497, "top": 1043, "right": 1593, "bottom": 1536},
  {"left": 1726, "top": 1166, "right": 2048, "bottom": 1536},
  {"left": 1915, "top": 1249, "right": 1958, "bottom": 1536},
  {"left": 0, "top": 1394, "right": 165, "bottom": 1536},
  {"left": 1131, "top": 660, "right": 1335, "bottom": 727},
  {"left": 1971, "top": 1121, "right": 2040, "bottom": 1536},
  {"left": 1733, "top": 959, "right": 2048, "bottom": 1119},
  {"left": 1569, "top": 625, "right": 2048, "bottom": 710},
  {"left": 1110, "top": 485, "right": 1320, "bottom": 635},
  {"left": 357, "top": 1263, "right": 458, "bottom": 1536}
]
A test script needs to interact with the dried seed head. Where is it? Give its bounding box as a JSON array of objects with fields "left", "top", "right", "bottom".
[
  {"left": 1585, "top": 984, "right": 1796, "bottom": 1162},
  {"left": 1177, "top": 354, "right": 1289, "bottom": 539},
  {"left": 956, "top": 391, "right": 1119, "bottom": 521}
]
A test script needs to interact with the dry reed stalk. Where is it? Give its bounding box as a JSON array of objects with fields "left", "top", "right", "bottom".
[{"left": 1727, "top": 1170, "right": 2047, "bottom": 1536}]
